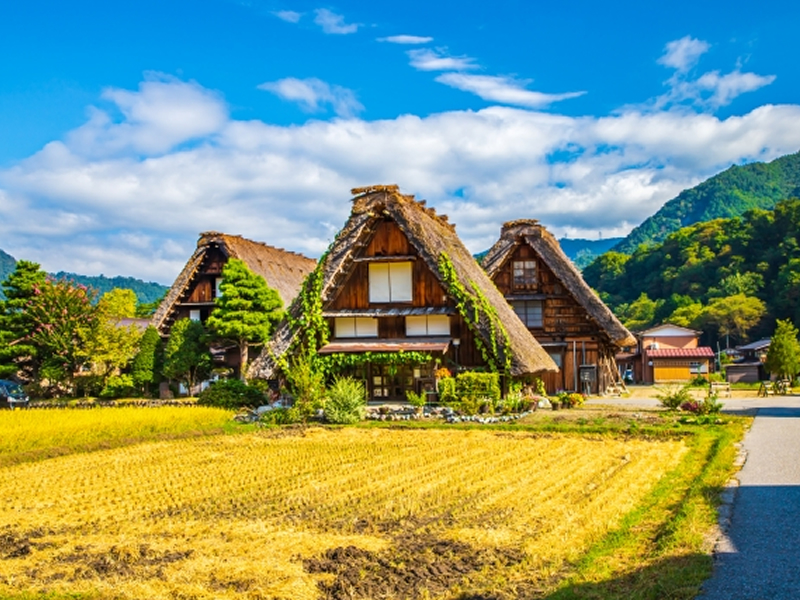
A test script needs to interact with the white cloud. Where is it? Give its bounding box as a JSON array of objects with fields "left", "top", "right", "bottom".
[
  {"left": 65, "top": 73, "right": 228, "bottom": 157},
  {"left": 258, "top": 77, "right": 364, "bottom": 117},
  {"left": 2, "top": 76, "right": 800, "bottom": 283},
  {"left": 435, "top": 73, "right": 585, "bottom": 108},
  {"left": 378, "top": 35, "right": 432, "bottom": 44},
  {"left": 646, "top": 37, "right": 777, "bottom": 111},
  {"left": 407, "top": 48, "right": 478, "bottom": 71},
  {"left": 313, "top": 8, "right": 359, "bottom": 34},
  {"left": 658, "top": 36, "right": 710, "bottom": 72},
  {"left": 273, "top": 10, "right": 302, "bottom": 23},
  {"left": 695, "top": 70, "right": 777, "bottom": 108}
]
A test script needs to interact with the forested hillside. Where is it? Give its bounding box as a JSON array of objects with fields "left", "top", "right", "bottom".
[
  {"left": 615, "top": 151, "right": 800, "bottom": 254},
  {"left": 584, "top": 199, "right": 800, "bottom": 344},
  {"left": 0, "top": 250, "right": 168, "bottom": 304}
]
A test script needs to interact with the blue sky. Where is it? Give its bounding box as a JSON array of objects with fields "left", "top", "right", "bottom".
[{"left": 1, "top": 0, "right": 799, "bottom": 283}]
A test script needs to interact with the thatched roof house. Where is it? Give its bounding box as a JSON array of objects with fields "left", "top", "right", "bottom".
[
  {"left": 250, "top": 186, "right": 557, "bottom": 386},
  {"left": 151, "top": 232, "right": 316, "bottom": 340},
  {"left": 482, "top": 219, "right": 634, "bottom": 394}
]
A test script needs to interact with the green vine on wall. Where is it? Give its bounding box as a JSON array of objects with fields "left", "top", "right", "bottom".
[
  {"left": 314, "top": 351, "right": 434, "bottom": 378},
  {"left": 437, "top": 253, "right": 512, "bottom": 374}
]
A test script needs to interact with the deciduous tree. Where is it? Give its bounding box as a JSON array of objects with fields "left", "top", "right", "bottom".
[
  {"left": 765, "top": 319, "right": 800, "bottom": 380},
  {"left": 163, "top": 318, "right": 211, "bottom": 394}
]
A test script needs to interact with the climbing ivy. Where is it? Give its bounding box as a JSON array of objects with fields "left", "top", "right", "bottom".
[
  {"left": 314, "top": 351, "right": 434, "bottom": 379},
  {"left": 437, "top": 252, "right": 512, "bottom": 374},
  {"left": 286, "top": 249, "right": 330, "bottom": 358}
]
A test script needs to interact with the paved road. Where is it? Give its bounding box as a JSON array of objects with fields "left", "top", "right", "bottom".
[{"left": 698, "top": 395, "right": 800, "bottom": 600}]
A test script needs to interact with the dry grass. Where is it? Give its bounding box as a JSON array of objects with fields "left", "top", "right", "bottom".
[{"left": 0, "top": 426, "right": 687, "bottom": 600}]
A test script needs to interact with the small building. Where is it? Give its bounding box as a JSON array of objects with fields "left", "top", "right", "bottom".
[
  {"left": 482, "top": 220, "right": 635, "bottom": 395},
  {"left": 726, "top": 339, "right": 770, "bottom": 383},
  {"left": 151, "top": 231, "right": 316, "bottom": 376},
  {"left": 625, "top": 324, "right": 715, "bottom": 384},
  {"left": 249, "top": 186, "right": 558, "bottom": 400}
]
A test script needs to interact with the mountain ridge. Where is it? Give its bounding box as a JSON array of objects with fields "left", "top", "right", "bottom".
[{"left": 614, "top": 151, "right": 800, "bottom": 254}]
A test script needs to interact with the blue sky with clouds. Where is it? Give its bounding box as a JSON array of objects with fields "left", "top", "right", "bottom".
[{"left": 1, "top": 0, "right": 799, "bottom": 283}]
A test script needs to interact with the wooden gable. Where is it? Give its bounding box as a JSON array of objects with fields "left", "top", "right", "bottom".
[
  {"left": 492, "top": 243, "right": 603, "bottom": 340},
  {"left": 326, "top": 219, "right": 448, "bottom": 310}
]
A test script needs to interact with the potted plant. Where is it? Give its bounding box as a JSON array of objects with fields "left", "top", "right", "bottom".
[{"left": 406, "top": 390, "right": 427, "bottom": 416}]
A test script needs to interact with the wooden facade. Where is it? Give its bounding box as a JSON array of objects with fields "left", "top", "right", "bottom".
[
  {"left": 323, "top": 219, "right": 488, "bottom": 401},
  {"left": 152, "top": 232, "right": 315, "bottom": 377},
  {"left": 250, "top": 186, "right": 558, "bottom": 392},
  {"left": 483, "top": 221, "right": 635, "bottom": 395}
]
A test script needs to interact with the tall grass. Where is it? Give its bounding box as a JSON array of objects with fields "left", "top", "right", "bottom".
[{"left": 0, "top": 407, "right": 234, "bottom": 466}]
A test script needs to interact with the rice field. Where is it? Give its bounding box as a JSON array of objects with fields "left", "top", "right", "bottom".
[
  {"left": 0, "top": 419, "right": 689, "bottom": 600},
  {"left": 0, "top": 406, "right": 233, "bottom": 466}
]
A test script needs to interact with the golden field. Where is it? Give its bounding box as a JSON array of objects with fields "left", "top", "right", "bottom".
[{"left": 0, "top": 416, "right": 689, "bottom": 600}]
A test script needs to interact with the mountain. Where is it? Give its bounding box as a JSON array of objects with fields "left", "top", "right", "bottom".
[
  {"left": 614, "top": 151, "right": 800, "bottom": 254},
  {"left": 0, "top": 249, "right": 15, "bottom": 286},
  {"left": 557, "top": 237, "right": 623, "bottom": 269},
  {"left": 0, "top": 250, "right": 168, "bottom": 304}
]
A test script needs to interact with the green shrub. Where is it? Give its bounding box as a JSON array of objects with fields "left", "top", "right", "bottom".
[
  {"left": 655, "top": 385, "right": 693, "bottom": 410},
  {"left": 406, "top": 390, "right": 426, "bottom": 407},
  {"left": 197, "top": 378, "right": 265, "bottom": 410},
  {"left": 259, "top": 407, "right": 301, "bottom": 425},
  {"left": 285, "top": 355, "right": 327, "bottom": 421},
  {"left": 438, "top": 377, "right": 457, "bottom": 404},
  {"left": 456, "top": 372, "right": 501, "bottom": 403},
  {"left": 325, "top": 376, "right": 366, "bottom": 424},
  {"left": 100, "top": 374, "right": 136, "bottom": 399}
]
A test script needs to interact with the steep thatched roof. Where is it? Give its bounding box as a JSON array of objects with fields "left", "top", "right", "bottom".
[
  {"left": 151, "top": 232, "right": 316, "bottom": 334},
  {"left": 249, "top": 186, "right": 558, "bottom": 379},
  {"left": 482, "top": 219, "right": 636, "bottom": 348}
]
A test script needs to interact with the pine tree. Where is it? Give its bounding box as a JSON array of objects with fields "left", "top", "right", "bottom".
[
  {"left": 206, "top": 259, "right": 284, "bottom": 380},
  {"left": 0, "top": 261, "right": 47, "bottom": 380},
  {"left": 765, "top": 319, "right": 800, "bottom": 381}
]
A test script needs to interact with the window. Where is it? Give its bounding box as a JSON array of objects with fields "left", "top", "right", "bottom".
[
  {"left": 189, "top": 309, "right": 201, "bottom": 321},
  {"left": 548, "top": 352, "right": 563, "bottom": 368},
  {"left": 335, "top": 317, "right": 378, "bottom": 338},
  {"left": 406, "top": 315, "right": 450, "bottom": 336},
  {"left": 513, "top": 260, "right": 537, "bottom": 289},
  {"left": 369, "top": 262, "right": 413, "bottom": 303},
  {"left": 215, "top": 278, "right": 223, "bottom": 298},
  {"left": 511, "top": 300, "right": 543, "bottom": 328}
]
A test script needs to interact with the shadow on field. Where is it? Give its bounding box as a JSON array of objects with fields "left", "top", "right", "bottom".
[{"left": 540, "top": 553, "right": 711, "bottom": 600}]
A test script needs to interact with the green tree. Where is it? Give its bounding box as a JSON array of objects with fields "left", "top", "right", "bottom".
[
  {"left": 615, "top": 293, "right": 660, "bottom": 331},
  {"left": 667, "top": 300, "right": 706, "bottom": 329},
  {"left": 163, "top": 318, "right": 211, "bottom": 394},
  {"left": 0, "top": 260, "right": 47, "bottom": 379},
  {"left": 703, "top": 294, "right": 766, "bottom": 345},
  {"left": 131, "top": 326, "right": 163, "bottom": 396},
  {"left": 26, "top": 278, "right": 97, "bottom": 393},
  {"left": 206, "top": 258, "right": 283, "bottom": 380},
  {"left": 83, "top": 289, "right": 142, "bottom": 383},
  {"left": 765, "top": 319, "right": 800, "bottom": 380}
]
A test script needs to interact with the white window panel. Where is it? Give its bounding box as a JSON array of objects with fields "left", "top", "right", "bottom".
[
  {"left": 189, "top": 309, "right": 201, "bottom": 322},
  {"left": 335, "top": 317, "right": 356, "bottom": 338},
  {"left": 406, "top": 315, "right": 450, "bottom": 336},
  {"left": 355, "top": 317, "right": 378, "bottom": 337},
  {"left": 369, "top": 262, "right": 413, "bottom": 303},
  {"left": 215, "top": 278, "right": 223, "bottom": 298},
  {"left": 390, "top": 262, "right": 413, "bottom": 302},
  {"left": 369, "top": 263, "right": 391, "bottom": 302},
  {"left": 406, "top": 316, "right": 427, "bottom": 336},
  {"left": 336, "top": 317, "right": 378, "bottom": 338}
]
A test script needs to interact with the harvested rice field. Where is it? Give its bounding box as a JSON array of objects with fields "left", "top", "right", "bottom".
[{"left": 0, "top": 421, "right": 692, "bottom": 600}]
